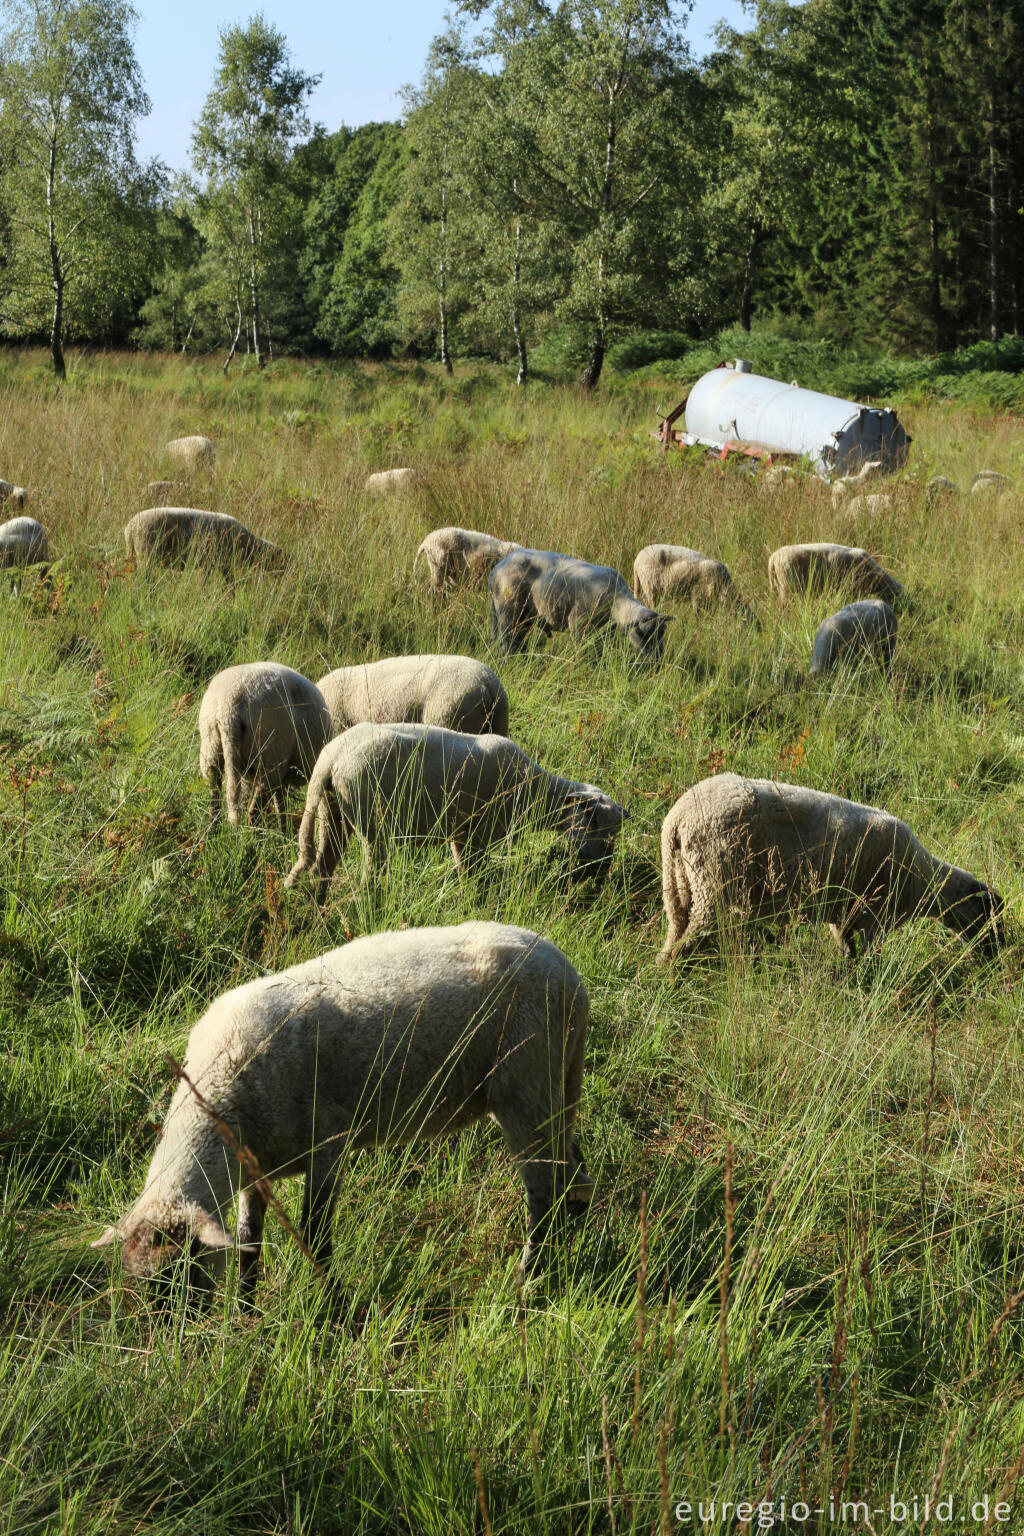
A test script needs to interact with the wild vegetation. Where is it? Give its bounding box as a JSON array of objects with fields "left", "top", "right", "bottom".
[
  {"left": 2, "top": 0, "right": 1024, "bottom": 381},
  {"left": 2, "top": 349, "right": 1024, "bottom": 1531}
]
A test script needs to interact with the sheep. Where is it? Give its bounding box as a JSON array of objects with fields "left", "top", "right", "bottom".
[
  {"left": 198, "top": 663, "right": 331, "bottom": 827},
  {"left": 658, "top": 772, "right": 1002, "bottom": 965},
  {"left": 0, "top": 479, "right": 27, "bottom": 509},
  {"left": 489, "top": 548, "right": 669, "bottom": 663},
  {"left": 365, "top": 467, "right": 417, "bottom": 493},
  {"left": 844, "top": 493, "right": 895, "bottom": 517},
  {"left": 317, "top": 654, "right": 509, "bottom": 738},
  {"left": 144, "top": 480, "right": 188, "bottom": 502},
  {"left": 0, "top": 516, "right": 48, "bottom": 567},
  {"left": 414, "top": 526, "right": 521, "bottom": 592},
  {"left": 809, "top": 599, "right": 898, "bottom": 677},
  {"left": 124, "top": 508, "right": 284, "bottom": 575},
  {"left": 767, "top": 543, "right": 902, "bottom": 604},
  {"left": 284, "top": 722, "right": 626, "bottom": 896},
  {"left": 926, "top": 475, "right": 959, "bottom": 507},
  {"left": 632, "top": 543, "right": 749, "bottom": 618},
  {"left": 972, "top": 471, "right": 1010, "bottom": 496},
  {"left": 165, "top": 435, "right": 214, "bottom": 471},
  {"left": 91, "top": 921, "right": 593, "bottom": 1292}
]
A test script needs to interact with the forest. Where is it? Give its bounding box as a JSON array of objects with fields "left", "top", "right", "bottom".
[{"left": 1, "top": 0, "right": 1023, "bottom": 386}]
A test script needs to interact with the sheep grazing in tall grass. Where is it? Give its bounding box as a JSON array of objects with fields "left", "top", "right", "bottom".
[
  {"left": 317, "top": 654, "right": 509, "bottom": 738},
  {"left": 198, "top": 663, "right": 331, "bottom": 827},
  {"left": 365, "top": 467, "right": 417, "bottom": 493},
  {"left": 632, "top": 544, "right": 751, "bottom": 619},
  {"left": 0, "top": 479, "right": 27, "bottom": 509},
  {"left": 284, "top": 722, "right": 626, "bottom": 896},
  {"left": 489, "top": 549, "right": 669, "bottom": 662},
  {"left": 414, "top": 526, "right": 520, "bottom": 592},
  {"left": 658, "top": 773, "right": 1003, "bottom": 964},
  {"left": 124, "top": 508, "right": 284, "bottom": 575},
  {"left": 809, "top": 599, "right": 898, "bottom": 677},
  {"left": 164, "top": 435, "right": 214, "bottom": 472},
  {"left": 91, "top": 922, "right": 593, "bottom": 1294},
  {"left": 0, "top": 516, "right": 47, "bottom": 567},
  {"left": 768, "top": 542, "right": 902, "bottom": 604}
]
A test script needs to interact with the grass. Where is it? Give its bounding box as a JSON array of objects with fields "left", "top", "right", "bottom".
[{"left": 2, "top": 346, "right": 1024, "bottom": 1532}]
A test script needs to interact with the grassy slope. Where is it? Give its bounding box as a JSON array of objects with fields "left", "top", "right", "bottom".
[{"left": 2, "top": 349, "right": 1024, "bottom": 1533}]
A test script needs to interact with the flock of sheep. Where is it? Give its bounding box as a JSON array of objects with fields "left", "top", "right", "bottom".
[{"left": 4, "top": 438, "right": 1005, "bottom": 1300}]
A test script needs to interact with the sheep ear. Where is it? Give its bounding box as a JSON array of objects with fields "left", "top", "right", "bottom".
[
  {"left": 191, "top": 1214, "right": 259, "bottom": 1254},
  {"left": 91, "top": 1225, "right": 120, "bottom": 1249}
]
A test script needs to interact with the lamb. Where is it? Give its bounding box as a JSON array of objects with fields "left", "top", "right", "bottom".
[
  {"left": 0, "top": 479, "right": 27, "bottom": 509},
  {"left": 658, "top": 772, "right": 1002, "bottom": 964},
  {"left": 164, "top": 435, "right": 214, "bottom": 471},
  {"left": 365, "top": 467, "right": 417, "bottom": 493},
  {"left": 632, "top": 544, "right": 749, "bottom": 617},
  {"left": 284, "top": 722, "right": 626, "bottom": 896},
  {"left": 198, "top": 663, "right": 331, "bottom": 827},
  {"left": 810, "top": 599, "right": 897, "bottom": 677},
  {"left": 0, "top": 516, "right": 48, "bottom": 567},
  {"left": 767, "top": 543, "right": 902, "bottom": 604},
  {"left": 124, "top": 508, "right": 284, "bottom": 574},
  {"left": 414, "top": 526, "right": 521, "bottom": 592},
  {"left": 489, "top": 548, "right": 669, "bottom": 663},
  {"left": 91, "top": 921, "right": 593, "bottom": 1292},
  {"left": 317, "top": 654, "right": 509, "bottom": 738}
]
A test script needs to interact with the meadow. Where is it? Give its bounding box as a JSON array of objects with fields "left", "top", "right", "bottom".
[{"left": 2, "top": 348, "right": 1024, "bottom": 1534}]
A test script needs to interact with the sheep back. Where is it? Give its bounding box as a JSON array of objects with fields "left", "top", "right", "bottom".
[
  {"left": 317, "top": 654, "right": 509, "bottom": 737},
  {"left": 810, "top": 599, "right": 898, "bottom": 677},
  {"left": 0, "top": 516, "right": 48, "bottom": 567},
  {"left": 768, "top": 542, "right": 902, "bottom": 603},
  {"left": 124, "top": 508, "right": 283, "bottom": 573}
]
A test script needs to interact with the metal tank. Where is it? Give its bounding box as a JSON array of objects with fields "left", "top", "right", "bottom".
[{"left": 681, "top": 360, "right": 910, "bottom": 477}]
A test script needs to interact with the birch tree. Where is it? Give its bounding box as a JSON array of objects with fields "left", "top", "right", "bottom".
[{"left": 0, "top": 0, "right": 150, "bottom": 377}]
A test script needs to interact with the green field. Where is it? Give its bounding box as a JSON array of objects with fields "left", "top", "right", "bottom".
[{"left": 2, "top": 350, "right": 1024, "bottom": 1534}]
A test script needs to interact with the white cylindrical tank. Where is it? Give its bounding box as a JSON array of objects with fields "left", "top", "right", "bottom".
[{"left": 683, "top": 360, "right": 910, "bottom": 477}]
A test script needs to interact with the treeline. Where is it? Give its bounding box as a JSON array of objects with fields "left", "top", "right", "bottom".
[{"left": 1, "top": 0, "right": 1023, "bottom": 386}]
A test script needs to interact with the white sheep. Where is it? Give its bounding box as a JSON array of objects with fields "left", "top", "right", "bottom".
[
  {"left": 91, "top": 921, "right": 593, "bottom": 1292},
  {"left": 0, "top": 479, "right": 27, "bottom": 509},
  {"left": 767, "top": 543, "right": 902, "bottom": 604},
  {"left": 843, "top": 493, "right": 895, "bottom": 517},
  {"left": 365, "top": 467, "right": 417, "bottom": 493},
  {"left": 124, "top": 508, "right": 284, "bottom": 575},
  {"left": 198, "top": 663, "right": 331, "bottom": 827},
  {"left": 317, "top": 654, "right": 509, "bottom": 738},
  {"left": 659, "top": 772, "right": 1002, "bottom": 964},
  {"left": 632, "top": 544, "right": 748, "bottom": 616},
  {"left": 0, "top": 516, "right": 48, "bottom": 567},
  {"left": 144, "top": 480, "right": 188, "bottom": 502},
  {"left": 284, "top": 722, "right": 626, "bottom": 895},
  {"left": 165, "top": 435, "right": 214, "bottom": 472},
  {"left": 489, "top": 549, "right": 669, "bottom": 662},
  {"left": 972, "top": 471, "right": 1010, "bottom": 496},
  {"left": 414, "top": 526, "right": 521, "bottom": 592}
]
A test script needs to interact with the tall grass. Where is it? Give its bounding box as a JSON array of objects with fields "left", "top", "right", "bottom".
[{"left": 2, "top": 348, "right": 1024, "bottom": 1532}]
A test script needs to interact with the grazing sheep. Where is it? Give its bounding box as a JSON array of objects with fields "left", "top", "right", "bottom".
[
  {"left": 632, "top": 544, "right": 748, "bottom": 617},
  {"left": 844, "top": 493, "right": 895, "bottom": 517},
  {"left": 489, "top": 548, "right": 669, "bottom": 663},
  {"left": 926, "top": 475, "right": 959, "bottom": 507},
  {"left": 91, "top": 921, "right": 593, "bottom": 1291},
  {"left": 658, "top": 773, "right": 1002, "bottom": 964},
  {"left": 365, "top": 467, "right": 417, "bottom": 493},
  {"left": 972, "top": 471, "right": 1010, "bottom": 496},
  {"left": 809, "top": 599, "right": 898, "bottom": 677},
  {"left": 768, "top": 543, "right": 902, "bottom": 604},
  {"left": 414, "top": 526, "right": 521, "bottom": 592},
  {"left": 124, "top": 508, "right": 284, "bottom": 575},
  {"left": 198, "top": 663, "right": 331, "bottom": 827},
  {"left": 165, "top": 435, "right": 214, "bottom": 471},
  {"left": 0, "top": 516, "right": 48, "bottom": 567},
  {"left": 144, "top": 480, "right": 188, "bottom": 502},
  {"left": 0, "top": 479, "right": 27, "bottom": 509},
  {"left": 284, "top": 722, "right": 626, "bottom": 896},
  {"left": 317, "top": 654, "right": 509, "bottom": 738}
]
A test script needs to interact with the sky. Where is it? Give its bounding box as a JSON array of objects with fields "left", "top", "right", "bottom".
[{"left": 133, "top": 1, "right": 748, "bottom": 171}]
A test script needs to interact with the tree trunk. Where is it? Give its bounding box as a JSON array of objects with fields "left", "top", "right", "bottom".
[
  {"left": 181, "top": 315, "right": 196, "bottom": 354},
  {"left": 46, "top": 123, "right": 65, "bottom": 381},
  {"left": 580, "top": 329, "right": 605, "bottom": 391},
  {"left": 223, "top": 296, "right": 243, "bottom": 374},
  {"left": 249, "top": 210, "right": 264, "bottom": 369},
  {"left": 512, "top": 215, "right": 527, "bottom": 386},
  {"left": 580, "top": 103, "right": 615, "bottom": 393},
  {"left": 988, "top": 79, "right": 1000, "bottom": 337},
  {"left": 925, "top": 118, "right": 946, "bottom": 349},
  {"left": 740, "top": 225, "right": 759, "bottom": 332}
]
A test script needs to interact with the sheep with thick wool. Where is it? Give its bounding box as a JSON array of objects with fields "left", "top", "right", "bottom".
[
  {"left": 768, "top": 542, "right": 902, "bottom": 604},
  {"left": 632, "top": 544, "right": 749, "bottom": 617},
  {"left": 284, "top": 722, "right": 626, "bottom": 895},
  {"left": 489, "top": 548, "right": 669, "bottom": 662},
  {"left": 91, "top": 921, "right": 593, "bottom": 1292},
  {"left": 659, "top": 773, "right": 1002, "bottom": 963},
  {"left": 0, "top": 516, "right": 47, "bottom": 567},
  {"left": 124, "top": 508, "right": 284, "bottom": 574},
  {"left": 414, "top": 525, "right": 521, "bottom": 592},
  {"left": 198, "top": 663, "right": 331, "bottom": 827},
  {"left": 318, "top": 654, "right": 509, "bottom": 738}
]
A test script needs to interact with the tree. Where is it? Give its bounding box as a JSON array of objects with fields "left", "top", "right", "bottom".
[
  {"left": 0, "top": 0, "right": 151, "bottom": 377},
  {"left": 191, "top": 14, "right": 318, "bottom": 370}
]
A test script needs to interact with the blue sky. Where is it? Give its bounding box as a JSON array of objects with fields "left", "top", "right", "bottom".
[{"left": 133, "top": 2, "right": 748, "bottom": 171}]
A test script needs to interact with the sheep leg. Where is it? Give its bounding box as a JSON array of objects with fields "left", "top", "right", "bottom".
[
  {"left": 221, "top": 725, "right": 246, "bottom": 829},
  {"left": 829, "top": 922, "right": 857, "bottom": 960},
  {"left": 236, "top": 1184, "right": 267, "bottom": 1299},
  {"left": 312, "top": 794, "right": 348, "bottom": 902},
  {"left": 301, "top": 1154, "right": 342, "bottom": 1268},
  {"left": 657, "top": 847, "right": 693, "bottom": 966},
  {"left": 450, "top": 839, "right": 467, "bottom": 877}
]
